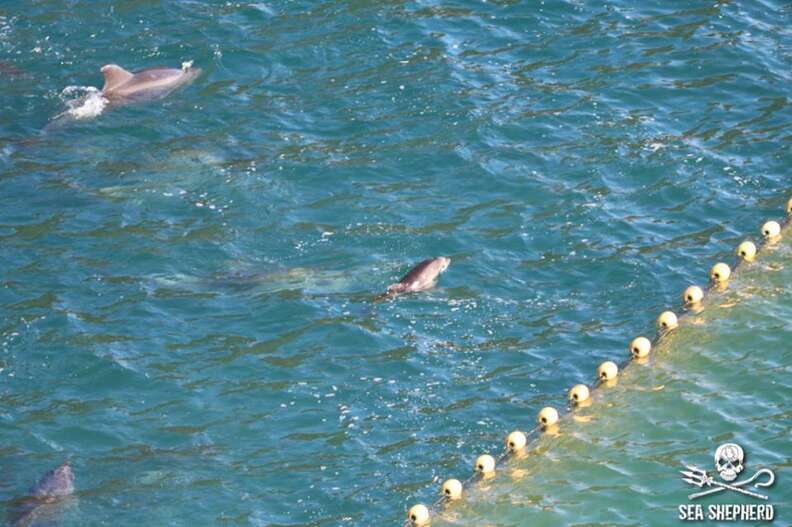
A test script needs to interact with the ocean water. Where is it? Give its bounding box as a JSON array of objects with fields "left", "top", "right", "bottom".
[
  {"left": 0, "top": 1, "right": 790, "bottom": 526},
  {"left": 434, "top": 232, "right": 792, "bottom": 526}
]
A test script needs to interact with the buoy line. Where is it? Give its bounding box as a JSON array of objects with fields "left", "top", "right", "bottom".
[{"left": 404, "top": 197, "right": 792, "bottom": 526}]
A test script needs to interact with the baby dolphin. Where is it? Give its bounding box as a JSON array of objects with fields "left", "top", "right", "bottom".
[
  {"left": 9, "top": 461, "right": 75, "bottom": 526},
  {"left": 382, "top": 257, "right": 451, "bottom": 298},
  {"left": 100, "top": 61, "right": 200, "bottom": 102},
  {"left": 28, "top": 461, "right": 74, "bottom": 502}
]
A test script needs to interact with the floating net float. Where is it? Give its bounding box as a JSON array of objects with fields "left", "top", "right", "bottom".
[{"left": 404, "top": 196, "right": 792, "bottom": 527}]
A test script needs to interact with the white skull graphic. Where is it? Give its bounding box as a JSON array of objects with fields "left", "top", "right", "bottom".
[{"left": 714, "top": 443, "right": 744, "bottom": 482}]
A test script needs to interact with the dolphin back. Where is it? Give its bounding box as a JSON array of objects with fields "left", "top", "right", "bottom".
[
  {"left": 102, "top": 64, "right": 201, "bottom": 101},
  {"left": 397, "top": 259, "right": 439, "bottom": 286},
  {"left": 8, "top": 462, "right": 75, "bottom": 527},
  {"left": 29, "top": 462, "right": 74, "bottom": 500}
]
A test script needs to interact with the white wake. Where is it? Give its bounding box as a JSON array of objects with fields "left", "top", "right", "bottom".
[{"left": 56, "top": 85, "right": 109, "bottom": 120}]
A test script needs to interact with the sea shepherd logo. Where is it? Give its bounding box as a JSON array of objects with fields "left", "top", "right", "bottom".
[{"left": 678, "top": 443, "right": 776, "bottom": 522}]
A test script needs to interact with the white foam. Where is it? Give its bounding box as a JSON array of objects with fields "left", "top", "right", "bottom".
[
  {"left": 251, "top": 3, "right": 275, "bottom": 15},
  {"left": 0, "top": 143, "right": 14, "bottom": 163},
  {"left": 57, "top": 85, "right": 108, "bottom": 120}
]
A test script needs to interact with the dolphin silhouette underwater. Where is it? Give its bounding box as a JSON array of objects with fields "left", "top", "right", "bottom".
[{"left": 100, "top": 61, "right": 201, "bottom": 102}]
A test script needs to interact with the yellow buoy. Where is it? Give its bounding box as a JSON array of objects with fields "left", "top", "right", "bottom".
[
  {"left": 656, "top": 310, "right": 678, "bottom": 330},
  {"left": 683, "top": 285, "right": 704, "bottom": 305},
  {"left": 441, "top": 479, "right": 462, "bottom": 500},
  {"left": 736, "top": 241, "right": 756, "bottom": 262},
  {"left": 506, "top": 430, "right": 527, "bottom": 452},
  {"left": 597, "top": 360, "right": 618, "bottom": 381},
  {"left": 762, "top": 220, "right": 781, "bottom": 239},
  {"left": 568, "top": 384, "right": 590, "bottom": 404},
  {"left": 709, "top": 262, "right": 731, "bottom": 283},
  {"left": 630, "top": 336, "right": 651, "bottom": 358},
  {"left": 538, "top": 406, "right": 559, "bottom": 428},
  {"left": 786, "top": 197, "right": 792, "bottom": 215},
  {"left": 475, "top": 454, "right": 496, "bottom": 476},
  {"left": 408, "top": 504, "right": 430, "bottom": 526}
]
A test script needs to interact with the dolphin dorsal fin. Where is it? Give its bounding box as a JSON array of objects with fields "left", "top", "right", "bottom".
[{"left": 100, "top": 64, "right": 134, "bottom": 92}]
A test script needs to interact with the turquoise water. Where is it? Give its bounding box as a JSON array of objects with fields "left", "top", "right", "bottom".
[
  {"left": 435, "top": 233, "right": 792, "bottom": 525},
  {"left": 0, "top": 1, "right": 790, "bottom": 525}
]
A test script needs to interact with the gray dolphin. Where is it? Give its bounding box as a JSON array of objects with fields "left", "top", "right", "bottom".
[
  {"left": 9, "top": 461, "right": 76, "bottom": 527},
  {"left": 380, "top": 257, "right": 451, "bottom": 299},
  {"left": 100, "top": 61, "right": 200, "bottom": 102},
  {"left": 28, "top": 461, "right": 74, "bottom": 501},
  {"left": 43, "top": 61, "right": 201, "bottom": 130}
]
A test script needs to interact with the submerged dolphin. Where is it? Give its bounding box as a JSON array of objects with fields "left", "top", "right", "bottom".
[
  {"left": 9, "top": 461, "right": 76, "bottom": 526},
  {"left": 379, "top": 257, "right": 451, "bottom": 300},
  {"left": 100, "top": 61, "right": 200, "bottom": 102}
]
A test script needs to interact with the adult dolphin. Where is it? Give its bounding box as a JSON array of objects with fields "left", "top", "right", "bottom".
[
  {"left": 100, "top": 61, "right": 201, "bottom": 102},
  {"left": 40, "top": 61, "right": 201, "bottom": 133}
]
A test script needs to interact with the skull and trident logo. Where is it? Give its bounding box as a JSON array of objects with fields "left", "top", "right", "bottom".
[{"left": 681, "top": 443, "right": 775, "bottom": 500}]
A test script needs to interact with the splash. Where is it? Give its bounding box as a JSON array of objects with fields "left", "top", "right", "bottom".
[{"left": 56, "top": 85, "right": 108, "bottom": 120}]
